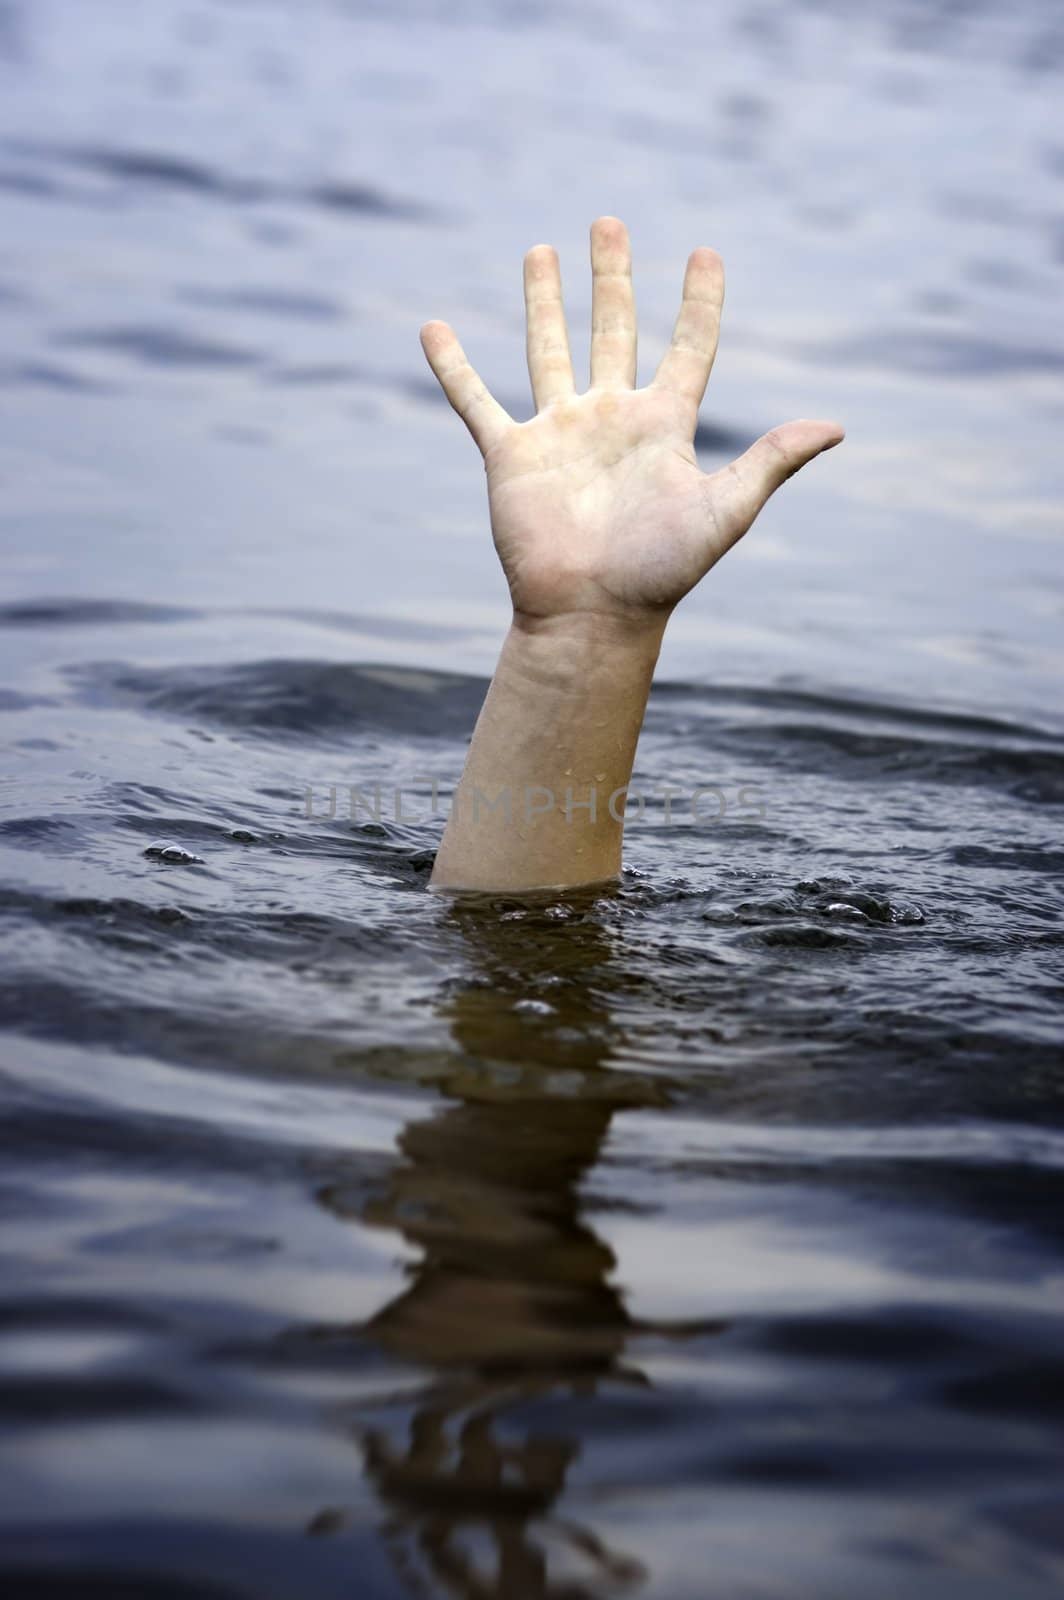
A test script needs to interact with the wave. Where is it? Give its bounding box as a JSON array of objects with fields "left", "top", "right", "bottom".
[
  {"left": 66, "top": 659, "right": 485, "bottom": 740},
  {"left": 42, "top": 652, "right": 1064, "bottom": 804},
  {"left": 1, "top": 137, "right": 435, "bottom": 221}
]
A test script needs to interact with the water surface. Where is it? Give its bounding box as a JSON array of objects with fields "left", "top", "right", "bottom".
[{"left": 1, "top": 2, "right": 1063, "bottom": 1596}]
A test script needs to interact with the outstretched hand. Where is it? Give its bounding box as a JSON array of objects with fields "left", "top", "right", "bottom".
[{"left": 420, "top": 217, "right": 843, "bottom": 630}]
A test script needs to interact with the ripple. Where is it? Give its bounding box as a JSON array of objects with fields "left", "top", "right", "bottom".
[
  {"left": 614, "top": 1112, "right": 1064, "bottom": 1174},
  {"left": 6, "top": 139, "right": 436, "bottom": 223},
  {"left": 806, "top": 326, "right": 1064, "bottom": 378},
  {"left": 143, "top": 843, "right": 204, "bottom": 866},
  {"left": 67, "top": 658, "right": 485, "bottom": 740},
  {"left": 179, "top": 285, "right": 348, "bottom": 323},
  {"left": 0, "top": 360, "right": 116, "bottom": 393},
  {"left": 64, "top": 144, "right": 252, "bottom": 197},
  {"left": 0, "top": 599, "right": 199, "bottom": 626},
  {"left": 54, "top": 325, "right": 263, "bottom": 370}
]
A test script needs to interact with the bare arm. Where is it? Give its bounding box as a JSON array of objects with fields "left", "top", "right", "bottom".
[{"left": 422, "top": 217, "right": 843, "bottom": 892}]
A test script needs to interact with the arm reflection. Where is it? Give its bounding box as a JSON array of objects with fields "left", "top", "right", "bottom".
[{"left": 314, "top": 892, "right": 717, "bottom": 1598}]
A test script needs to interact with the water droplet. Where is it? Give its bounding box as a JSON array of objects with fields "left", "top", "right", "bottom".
[
  {"left": 144, "top": 842, "right": 202, "bottom": 865},
  {"left": 824, "top": 901, "right": 869, "bottom": 921}
]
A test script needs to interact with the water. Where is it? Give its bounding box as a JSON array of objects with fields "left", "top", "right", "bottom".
[{"left": 1, "top": 1, "right": 1063, "bottom": 1595}]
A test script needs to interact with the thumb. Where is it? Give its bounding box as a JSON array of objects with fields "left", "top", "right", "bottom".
[{"left": 714, "top": 418, "right": 844, "bottom": 549}]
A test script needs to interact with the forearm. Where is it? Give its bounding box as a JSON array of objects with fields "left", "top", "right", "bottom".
[{"left": 430, "top": 612, "right": 666, "bottom": 892}]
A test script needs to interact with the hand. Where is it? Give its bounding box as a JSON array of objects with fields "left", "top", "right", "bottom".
[{"left": 420, "top": 216, "right": 843, "bottom": 631}]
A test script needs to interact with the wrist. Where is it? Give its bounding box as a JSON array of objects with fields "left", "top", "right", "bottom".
[{"left": 508, "top": 607, "right": 669, "bottom": 676}]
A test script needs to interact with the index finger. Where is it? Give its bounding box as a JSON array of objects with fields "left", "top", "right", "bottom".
[{"left": 420, "top": 320, "right": 514, "bottom": 455}]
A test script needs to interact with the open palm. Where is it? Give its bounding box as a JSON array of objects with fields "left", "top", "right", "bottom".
[{"left": 420, "top": 217, "right": 843, "bottom": 627}]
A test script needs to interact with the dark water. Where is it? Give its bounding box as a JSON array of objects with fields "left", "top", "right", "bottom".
[{"left": 2, "top": 2, "right": 1064, "bottom": 1597}]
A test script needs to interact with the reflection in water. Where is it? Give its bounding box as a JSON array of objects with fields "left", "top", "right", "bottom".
[{"left": 316, "top": 895, "right": 713, "bottom": 1598}]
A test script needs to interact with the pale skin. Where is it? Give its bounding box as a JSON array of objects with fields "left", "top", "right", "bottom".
[{"left": 421, "top": 217, "right": 844, "bottom": 891}]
